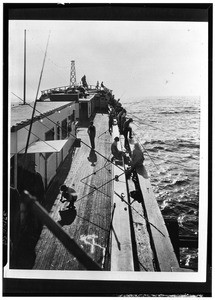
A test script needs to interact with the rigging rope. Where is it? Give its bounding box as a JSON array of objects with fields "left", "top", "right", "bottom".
[
  {"left": 76, "top": 172, "right": 125, "bottom": 203},
  {"left": 23, "top": 127, "right": 60, "bottom": 153}
]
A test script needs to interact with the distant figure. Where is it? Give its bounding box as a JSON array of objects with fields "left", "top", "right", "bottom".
[
  {"left": 108, "top": 113, "right": 114, "bottom": 134},
  {"left": 123, "top": 118, "right": 133, "bottom": 148},
  {"left": 101, "top": 81, "right": 104, "bottom": 88},
  {"left": 81, "top": 75, "right": 88, "bottom": 88},
  {"left": 111, "top": 137, "right": 125, "bottom": 161},
  {"left": 117, "top": 108, "right": 126, "bottom": 134},
  {"left": 87, "top": 121, "right": 96, "bottom": 149},
  {"left": 60, "top": 185, "right": 77, "bottom": 209}
]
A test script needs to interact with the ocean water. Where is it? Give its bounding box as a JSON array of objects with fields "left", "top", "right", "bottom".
[{"left": 123, "top": 96, "right": 200, "bottom": 270}]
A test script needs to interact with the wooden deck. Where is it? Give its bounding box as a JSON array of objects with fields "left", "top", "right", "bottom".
[
  {"left": 33, "top": 113, "right": 113, "bottom": 270},
  {"left": 32, "top": 113, "right": 187, "bottom": 272}
]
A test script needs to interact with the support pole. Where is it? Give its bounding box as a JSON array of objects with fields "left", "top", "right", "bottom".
[{"left": 23, "top": 190, "right": 102, "bottom": 271}]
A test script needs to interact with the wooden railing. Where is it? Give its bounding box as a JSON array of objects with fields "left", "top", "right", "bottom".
[{"left": 41, "top": 84, "right": 112, "bottom": 96}]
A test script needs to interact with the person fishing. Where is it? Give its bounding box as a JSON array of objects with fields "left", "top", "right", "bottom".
[
  {"left": 60, "top": 185, "right": 77, "bottom": 209},
  {"left": 123, "top": 118, "right": 133, "bottom": 148},
  {"left": 87, "top": 120, "right": 96, "bottom": 149},
  {"left": 111, "top": 137, "right": 126, "bottom": 161},
  {"left": 126, "top": 143, "right": 145, "bottom": 178}
]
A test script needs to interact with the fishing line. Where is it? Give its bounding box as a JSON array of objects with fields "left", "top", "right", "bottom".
[
  {"left": 76, "top": 214, "right": 109, "bottom": 232},
  {"left": 131, "top": 122, "right": 198, "bottom": 171},
  {"left": 129, "top": 112, "right": 197, "bottom": 147},
  {"left": 80, "top": 164, "right": 112, "bottom": 182},
  {"left": 114, "top": 191, "right": 165, "bottom": 237},
  {"left": 128, "top": 112, "right": 183, "bottom": 138},
  {"left": 80, "top": 181, "right": 111, "bottom": 198},
  {"left": 133, "top": 129, "right": 198, "bottom": 169},
  {"left": 76, "top": 172, "right": 125, "bottom": 203}
]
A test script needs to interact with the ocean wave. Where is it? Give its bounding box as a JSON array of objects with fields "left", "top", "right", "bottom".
[{"left": 159, "top": 109, "right": 199, "bottom": 115}]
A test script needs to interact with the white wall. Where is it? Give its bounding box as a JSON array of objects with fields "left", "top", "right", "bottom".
[{"left": 11, "top": 102, "right": 77, "bottom": 189}]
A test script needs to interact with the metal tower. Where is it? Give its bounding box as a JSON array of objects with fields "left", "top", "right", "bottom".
[{"left": 70, "top": 60, "right": 76, "bottom": 87}]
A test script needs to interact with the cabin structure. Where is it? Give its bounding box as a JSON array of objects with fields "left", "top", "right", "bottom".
[
  {"left": 10, "top": 100, "right": 78, "bottom": 190},
  {"left": 10, "top": 84, "right": 113, "bottom": 191}
]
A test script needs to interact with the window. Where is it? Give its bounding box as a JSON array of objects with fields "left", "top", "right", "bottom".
[
  {"left": 45, "top": 128, "right": 54, "bottom": 141},
  {"left": 56, "top": 122, "right": 60, "bottom": 140},
  {"left": 61, "top": 119, "right": 67, "bottom": 139}
]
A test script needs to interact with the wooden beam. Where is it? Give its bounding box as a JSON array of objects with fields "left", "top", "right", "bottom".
[
  {"left": 135, "top": 164, "right": 180, "bottom": 271},
  {"left": 110, "top": 125, "right": 134, "bottom": 271}
]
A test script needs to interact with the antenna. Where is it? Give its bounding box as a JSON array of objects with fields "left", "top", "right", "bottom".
[
  {"left": 70, "top": 60, "right": 76, "bottom": 87},
  {"left": 23, "top": 29, "right": 26, "bottom": 104}
]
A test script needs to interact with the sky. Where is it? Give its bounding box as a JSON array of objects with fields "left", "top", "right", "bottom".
[{"left": 9, "top": 20, "right": 208, "bottom": 103}]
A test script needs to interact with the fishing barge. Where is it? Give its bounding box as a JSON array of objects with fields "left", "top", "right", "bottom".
[{"left": 9, "top": 74, "right": 194, "bottom": 272}]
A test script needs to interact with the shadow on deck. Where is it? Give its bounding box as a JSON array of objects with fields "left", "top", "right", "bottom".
[{"left": 44, "top": 147, "right": 76, "bottom": 212}]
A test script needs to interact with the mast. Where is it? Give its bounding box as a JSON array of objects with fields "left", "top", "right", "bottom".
[
  {"left": 70, "top": 60, "right": 76, "bottom": 87},
  {"left": 23, "top": 29, "right": 26, "bottom": 105},
  {"left": 24, "top": 32, "right": 50, "bottom": 156}
]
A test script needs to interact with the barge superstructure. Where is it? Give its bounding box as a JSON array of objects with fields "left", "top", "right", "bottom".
[{"left": 9, "top": 76, "right": 194, "bottom": 272}]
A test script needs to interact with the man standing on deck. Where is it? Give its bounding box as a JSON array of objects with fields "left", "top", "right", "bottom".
[
  {"left": 117, "top": 108, "right": 126, "bottom": 134},
  {"left": 123, "top": 118, "right": 133, "bottom": 148},
  {"left": 87, "top": 121, "right": 96, "bottom": 149}
]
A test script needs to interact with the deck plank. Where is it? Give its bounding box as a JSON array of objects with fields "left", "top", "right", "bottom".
[
  {"left": 33, "top": 113, "right": 113, "bottom": 270},
  {"left": 110, "top": 125, "right": 134, "bottom": 271}
]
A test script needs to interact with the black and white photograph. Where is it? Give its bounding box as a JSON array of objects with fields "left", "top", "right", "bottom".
[{"left": 3, "top": 3, "right": 212, "bottom": 297}]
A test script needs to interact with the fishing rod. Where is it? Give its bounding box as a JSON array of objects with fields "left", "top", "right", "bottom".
[{"left": 98, "top": 129, "right": 109, "bottom": 138}]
